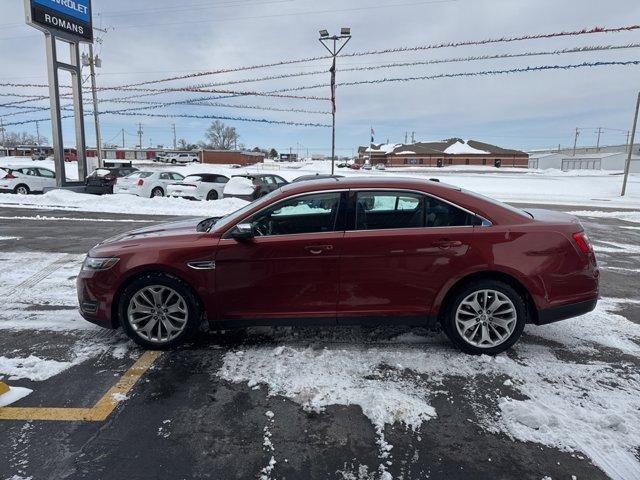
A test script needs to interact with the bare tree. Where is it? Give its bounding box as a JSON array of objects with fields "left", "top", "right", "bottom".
[
  {"left": 203, "top": 121, "right": 239, "bottom": 150},
  {"left": 2, "top": 131, "right": 48, "bottom": 148}
]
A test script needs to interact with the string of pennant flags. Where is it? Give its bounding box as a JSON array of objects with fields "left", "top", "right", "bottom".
[{"left": 1, "top": 23, "right": 640, "bottom": 129}]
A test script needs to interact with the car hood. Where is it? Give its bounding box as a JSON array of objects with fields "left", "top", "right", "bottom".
[{"left": 97, "top": 217, "right": 207, "bottom": 247}]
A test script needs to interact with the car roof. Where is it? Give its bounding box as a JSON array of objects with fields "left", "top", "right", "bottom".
[{"left": 276, "top": 176, "right": 528, "bottom": 225}]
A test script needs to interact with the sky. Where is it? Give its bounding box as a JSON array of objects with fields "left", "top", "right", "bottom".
[{"left": 1, "top": 0, "right": 640, "bottom": 156}]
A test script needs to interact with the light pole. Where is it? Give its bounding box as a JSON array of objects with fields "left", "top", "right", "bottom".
[
  {"left": 83, "top": 43, "right": 104, "bottom": 168},
  {"left": 318, "top": 27, "right": 352, "bottom": 175}
]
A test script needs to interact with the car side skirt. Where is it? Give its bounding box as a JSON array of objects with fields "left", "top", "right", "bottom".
[
  {"left": 210, "top": 314, "right": 438, "bottom": 329},
  {"left": 535, "top": 298, "right": 598, "bottom": 325}
]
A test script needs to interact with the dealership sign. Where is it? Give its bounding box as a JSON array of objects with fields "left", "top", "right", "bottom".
[{"left": 25, "top": 0, "right": 93, "bottom": 42}]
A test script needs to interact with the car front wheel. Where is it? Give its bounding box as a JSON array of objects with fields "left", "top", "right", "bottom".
[
  {"left": 442, "top": 280, "right": 526, "bottom": 355},
  {"left": 119, "top": 273, "right": 201, "bottom": 349},
  {"left": 151, "top": 187, "right": 164, "bottom": 197}
]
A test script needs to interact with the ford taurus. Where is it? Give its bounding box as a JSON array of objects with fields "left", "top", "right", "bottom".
[{"left": 77, "top": 177, "right": 599, "bottom": 354}]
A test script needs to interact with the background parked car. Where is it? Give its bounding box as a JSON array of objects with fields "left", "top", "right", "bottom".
[
  {"left": 164, "top": 152, "right": 200, "bottom": 164},
  {"left": 85, "top": 167, "right": 138, "bottom": 195},
  {"left": 0, "top": 166, "right": 57, "bottom": 194},
  {"left": 223, "top": 174, "right": 288, "bottom": 201},
  {"left": 348, "top": 163, "right": 362, "bottom": 170},
  {"left": 167, "top": 173, "right": 229, "bottom": 201},
  {"left": 114, "top": 171, "right": 185, "bottom": 198}
]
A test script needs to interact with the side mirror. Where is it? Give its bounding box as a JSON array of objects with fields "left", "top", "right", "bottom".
[{"left": 230, "top": 223, "right": 254, "bottom": 241}]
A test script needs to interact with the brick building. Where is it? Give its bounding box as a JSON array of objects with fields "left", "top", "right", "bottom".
[
  {"left": 358, "top": 138, "right": 528, "bottom": 168},
  {"left": 201, "top": 150, "right": 265, "bottom": 166}
]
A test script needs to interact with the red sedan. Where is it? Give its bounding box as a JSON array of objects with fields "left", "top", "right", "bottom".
[{"left": 77, "top": 177, "right": 599, "bottom": 354}]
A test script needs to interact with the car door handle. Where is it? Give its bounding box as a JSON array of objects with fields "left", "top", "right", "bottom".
[
  {"left": 305, "top": 245, "right": 333, "bottom": 255},
  {"left": 432, "top": 239, "right": 462, "bottom": 249}
]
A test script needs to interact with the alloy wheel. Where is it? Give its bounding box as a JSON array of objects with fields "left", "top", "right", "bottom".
[
  {"left": 455, "top": 289, "right": 517, "bottom": 348},
  {"left": 127, "top": 285, "right": 189, "bottom": 344}
]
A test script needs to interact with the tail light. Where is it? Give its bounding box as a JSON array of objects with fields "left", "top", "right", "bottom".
[
  {"left": 137, "top": 179, "right": 144, "bottom": 186},
  {"left": 572, "top": 232, "right": 593, "bottom": 254},
  {"left": 5, "top": 172, "right": 16, "bottom": 179}
]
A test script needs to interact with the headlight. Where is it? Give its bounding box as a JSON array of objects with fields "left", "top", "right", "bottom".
[{"left": 82, "top": 256, "right": 119, "bottom": 271}]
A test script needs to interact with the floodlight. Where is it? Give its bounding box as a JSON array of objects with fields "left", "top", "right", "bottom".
[
  {"left": 319, "top": 29, "right": 329, "bottom": 38},
  {"left": 340, "top": 27, "right": 351, "bottom": 35}
]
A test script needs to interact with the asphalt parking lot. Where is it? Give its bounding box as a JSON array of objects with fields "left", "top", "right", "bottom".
[{"left": 0, "top": 203, "right": 639, "bottom": 480}]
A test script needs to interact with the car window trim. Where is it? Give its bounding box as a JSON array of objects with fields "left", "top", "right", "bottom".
[
  {"left": 221, "top": 189, "right": 349, "bottom": 239},
  {"left": 346, "top": 188, "right": 492, "bottom": 231}
]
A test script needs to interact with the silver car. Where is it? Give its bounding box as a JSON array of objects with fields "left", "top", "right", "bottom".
[{"left": 114, "top": 171, "right": 185, "bottom": 198}]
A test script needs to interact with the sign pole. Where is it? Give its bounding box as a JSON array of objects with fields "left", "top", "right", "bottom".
[
  {"left": 44, "top": 33, "right": 67, "bottom": 187},
  {"left": 69, "top": 41, "right": 87, "bottom": 180}
]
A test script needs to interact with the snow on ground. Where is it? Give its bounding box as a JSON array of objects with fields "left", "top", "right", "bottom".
[
  {"left": 221, "top": 296, "right": 640, "bottom": 480},
  {"left": 0, "top": 387, "right": 33, "bottom": 408},
  {"left": 567, "top": 210, "right": 640, "bottom": 224},
  {"left": 1, "top": 159, "right": 639, "bottom": 214}
]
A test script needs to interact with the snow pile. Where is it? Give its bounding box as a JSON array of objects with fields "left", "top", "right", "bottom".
[
  {"left": 220, "top": 297, "right": 640, "bottom": 480},
  {"left": 443, "top": 140, "right": 490, "bottom": 155},
  {"left": 0, "top": 386, "right": 33, "bottom": 407},
  {"left": 0, "top": 188, "right": 249, "bottom": 217},
  {"left": 0, "top": 343, "right": 108, "bottom": 381},
  {"left": 223, "top": 176, "right": 254, "bottom": 196}
]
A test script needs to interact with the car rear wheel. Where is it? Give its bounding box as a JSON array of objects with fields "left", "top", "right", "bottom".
[
  {"left": 171, "top": 159, "right": 177, "bottom": 164},
  {"left": 151, "top": 187, "right": 164, "bottom": 198},
  {"left": 14, "top": 184, "right": 30, "bottom": 195},
  {"left": 119, "top": 273, "right": 201, "bottom": 349},
  {"left": 442, "top": 280, "right": 526, "bottom": 355},
  {"left": 206, "top": 190, "right": 218, "bottom": 201}
]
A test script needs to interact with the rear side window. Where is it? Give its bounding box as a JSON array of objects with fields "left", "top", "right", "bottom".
[
  {"left": 38, "top": 169, "right": 55, "bottom": 178},
  {"left": 354, "top": 191, "right": 481, "bottom": 230}
]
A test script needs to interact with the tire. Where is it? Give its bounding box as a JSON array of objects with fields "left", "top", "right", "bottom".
[
  {"left": 14, "top": 184, "right": 30, "bottom": 195},
  {"left": 151, "top": 187, "right": 164, "bottom": 198},
  {"left": 206, "top": 190, "right": 218, "bottom": 201},
  {"left": 442, "top": 280, "right": 526, "bottom": 355},
  {"left": 171, "top": 159, "right": 177, "bottom": 164},
  {"left": 118, "top": 273, "right": 202, "bottom": 349}
]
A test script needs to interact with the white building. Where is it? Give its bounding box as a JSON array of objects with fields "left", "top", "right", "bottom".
[{"left": 529, "top": 152, "right": 640, "bottom": 172}]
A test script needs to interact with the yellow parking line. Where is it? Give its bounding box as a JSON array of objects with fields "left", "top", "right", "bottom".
[{"left": 0, "top": 351, "right": 162, "bottom": 422}]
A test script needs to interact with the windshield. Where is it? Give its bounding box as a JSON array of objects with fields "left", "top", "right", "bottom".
[
  {"left": 210, "top": 189, "right": 281, "bottom": 232},
  {"left": 183, "top": 175, "right": 203, "bottom": 183}
]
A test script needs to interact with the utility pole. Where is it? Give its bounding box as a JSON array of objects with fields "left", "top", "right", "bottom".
[
  {"left": 121, "top": 128, "right": 125, "bottom": 148},
  {"left": 596, "top": 127, "right": 602, "bottom": 152},
  {"left": 411, "top": 131, "right": 415, "bottom": 143},
  {"left": 0, "top": 117, "right": 5, "bottom": 146},
  {"left": 172, "top": 123, "right": 177, "bottom": 150},
  {"left": 621, "top": 92, "right": 640, "bottom": 196},
  {"left": 84, "top": 43, "right": 104, "bottom": 167},
  {"left": 318, "top": 27, "right": 352, "bottom": 175},
  {"left": 404, "top": 132, "right": 408, "bottom": 144},
  {"left": 35, "top": 121, "right": 41, "bottom": 146},
  {"left": 137, "top": 123, "right": 143, "bottom": 151},
  {"left": 626, "top": 130, "right": 631, "bottom": 153},
  {"left": 572, "top": 128, "right": 580, "bottom": 156}
]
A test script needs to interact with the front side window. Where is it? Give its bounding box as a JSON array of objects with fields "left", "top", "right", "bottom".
[
  {"left": 38, "top": 169, "right": 55, "bottom": 178},
  {"left": 354, "top": 191, "right": 481, "bottom": 230},
  {"left": 242, "top": 192, "right": 342, "bottom": 237}
]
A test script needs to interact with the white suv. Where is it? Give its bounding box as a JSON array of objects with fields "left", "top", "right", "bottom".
[
  {"left": 165, "top": 152, "right": 200, "bottom": 164},
  {"left": 0, "top": 166, "right": 57, "bottom": 194}
]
